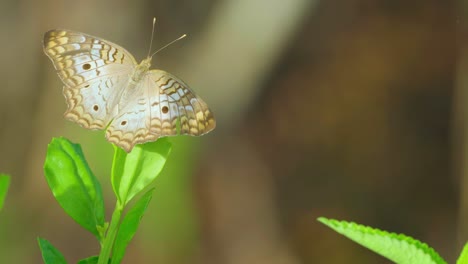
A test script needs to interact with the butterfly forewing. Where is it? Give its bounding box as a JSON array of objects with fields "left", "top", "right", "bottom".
[{"left": 43, "top": 30, "right": 136, "bottom": 85}]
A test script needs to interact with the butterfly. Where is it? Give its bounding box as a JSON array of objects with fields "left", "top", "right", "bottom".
[{"left": 43, "top": 27, "right": 215, "bottom": 152}]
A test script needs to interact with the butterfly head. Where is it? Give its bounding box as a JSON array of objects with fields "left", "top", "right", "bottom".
[
  {"left": 132, "top": 58, "right": 152, "bottom": 82},
  {"left": 140, "top": 57, "right": 152, "bottom": 68}
]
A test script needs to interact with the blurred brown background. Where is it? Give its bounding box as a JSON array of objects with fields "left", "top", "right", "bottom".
[{"left": 0, "top": 0, "right": 462, "bottom": 263}]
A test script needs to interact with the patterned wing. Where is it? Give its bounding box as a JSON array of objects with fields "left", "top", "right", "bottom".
[
  {"left": 63, "top": 74, "right": 130, "bottom": 129},
  {"left": 149, "top": 70, "right": 216, "bottom": 137},
  {"left": 105, "top": 77, "right": 158, "bottom": 152},
  {"left": 43, "top": 30, "right": 136, "bottom": 129},
  {"left": 105, "top": 70, "right": 216, "bottom": 152}
]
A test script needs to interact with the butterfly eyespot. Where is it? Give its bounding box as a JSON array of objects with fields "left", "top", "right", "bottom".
[
  {"left": 82, "top": 63, "right": 91, "bottom": 70},
  {"left": 121, "top": 121, "right": 127, "bottom": 126},
  {"left": 162, "top": 106, "right": 169, "bottom": 114},
  {"left": 93, "top": 105, "right": 99, "bottom": 111}
]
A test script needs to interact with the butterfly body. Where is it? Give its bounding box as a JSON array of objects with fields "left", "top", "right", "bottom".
[{"left": 43, "top": 30, "right": 215, "bottom": 152}]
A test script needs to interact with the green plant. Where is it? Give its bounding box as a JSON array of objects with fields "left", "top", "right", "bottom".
[
  {"left": 0, "top": 174, "right": 10, "bottom": 212},
  {"left": 319, "top": 217, "right": 466, "bottom": 264},
  {"left": 38, "top": 137, "right": 171, "bottom": 264}
]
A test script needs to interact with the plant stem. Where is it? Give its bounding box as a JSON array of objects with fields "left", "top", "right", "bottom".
[{"left": 98, "top": 201, "right": 123, "bottom": 264}]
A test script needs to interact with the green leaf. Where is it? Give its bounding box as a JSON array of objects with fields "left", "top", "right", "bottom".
[
  {"left": 37, "top": 237, "right": 67, "bottom": 264},
  {"left": 111, "top": 189, "right": 154, "bottom": 264},
  {"left": 43, "top": 137, "right": 105, "bottom": 239},
  {"left": 112, "top": 138, "right": 171, "bottom": 205},
  {"left": 77, "top": 256, "right": 110, "bottom": 264},
  {"left": 0, "top": 174, "right": 10, "bottom": 212},
  {"left": 77, "top": 256, "right": 98, "bottom": 264},
  {"left": 318, "top": 217, "right": 447, "bottom": 264},
  {"left": 457, "top": 242, "right": 468, "bottom": 264}
]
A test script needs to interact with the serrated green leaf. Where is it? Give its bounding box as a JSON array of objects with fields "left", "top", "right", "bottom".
[
  {"left": 457, "top": 242, "right": 468, "bottom": 264},
  {"left": 37, "top": 237, "right": 67, "bottom": 264},
  {"left": 0, "top": 174, "right": 10, "bottom": 212},
  {"left": 44, "top": 137, "right": 105, "bottom": 239},
  {"left": 77, "top": 255, "right": 110, "bottom": 264},
  {"left": 112, "top": 138, "right": 171, "bottom": 205},
  {"left": 111, "top": 189, "right": 154, "bottom": 264},
  {"left": 318, "top": 217, "right": 447, "bottom": 264}
]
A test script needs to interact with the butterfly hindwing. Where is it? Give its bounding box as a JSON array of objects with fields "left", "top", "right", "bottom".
[
  {"left": 63, "top": 74, "right": 129, "bottom": 129},
  {"left": 105, "top": 71, "right": 216, "bottom": 152},
  {"left": 105, "top": 77, "right": 157, "bottom": 152},
  {"left": 105, "top": 73, "right": 180, "bottom": 153}
]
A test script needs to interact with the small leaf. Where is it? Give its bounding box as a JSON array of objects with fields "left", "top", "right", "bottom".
[
  {"left": 0, "top": 174, "right": 10, "bottom": 212},
  {"left": 318, "top": 217, "right": 447, "bottom": 264},
  {"left": 44, "top": 137, "right": 105, "bottom": 239},
  {"left": 77, "top": 255, "right": 110, "bottom": 264},
  {"left": 77, "top": 256, "right": 98, "bottom": 264},
  {"left": 112, "top": 138, "right": 171, "bottom": 205},
  {"left": 111, "top": 189, "right": 154, "bottom": 264},
  {"left": 37, "top": 237, "right": 67, "bottom": 264},
  {"left": 457, "top": 242, "right": 468, "bottom": 264}
]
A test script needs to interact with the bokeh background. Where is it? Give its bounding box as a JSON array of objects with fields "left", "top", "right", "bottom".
[{"left": 0, "top": 0, "right": 462, "bottom": 263}]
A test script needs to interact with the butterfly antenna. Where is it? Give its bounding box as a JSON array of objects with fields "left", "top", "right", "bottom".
[
  {"left": 147, "top": 17, "right": 157, "bottom": 58},
  {"left": 149, "top": 34, "right": 187, "bottom": 58}
]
